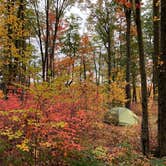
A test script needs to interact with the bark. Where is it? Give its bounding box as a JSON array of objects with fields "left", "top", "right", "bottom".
[
  {"left": 17, "top": 0, "right": 27, "bottom": 100},
  {"left": 17, "top": 0, "right": 27, "bottom": 86},
  {"left": 32, "top": 0, "right": 65, "bottom": 82},
  {"left": 153, "top": 0, "right": 159, "bottom": 99},
  {"left": 125, "top": 6, "right": 131, "bottom": 109},
  {"left": 33, "top": 2, "right": 45, "bottom": 81},
  {"left": 98, "top": 49, "right": 102, "bottom": 85},
  {"left": 49, "top": 0, "right": 66, "bottom": 80},
  {"left": 158, "top": 0, "right": 166, "bottom": 157},
  {"left": 134, "top": 0, "right": 149, "bottom": 155},
  {"left": 45, "top": 0, "right": 50, "bottom": 82},
  {"left": 83, "top": 57, "right": 86, "bottom": 80},
  {"left": 107, "top": 31, "right": 112, "bottom": 85},
  {"left": 93, "top": 52, "right": 98, "bottom": 85},
  {"left": 132, "top": 74, "right": 137, "bottom": 103}
]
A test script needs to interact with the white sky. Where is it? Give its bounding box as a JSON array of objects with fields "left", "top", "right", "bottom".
[{"left": 65, "top": 5, "right": 89, "bottom": 34}]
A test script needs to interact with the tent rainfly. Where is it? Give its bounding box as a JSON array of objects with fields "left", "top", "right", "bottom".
[{"left": 104, "top": 107, "right": 139, "bottom": 126}]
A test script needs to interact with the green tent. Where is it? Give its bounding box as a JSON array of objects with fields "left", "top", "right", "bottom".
[{"left": 104, "top": 107, "right": 139, "bottom": 126}]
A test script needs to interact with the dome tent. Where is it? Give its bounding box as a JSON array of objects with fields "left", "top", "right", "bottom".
[{"left": 104, "top": 107, "right": 139, "bottom": 126}]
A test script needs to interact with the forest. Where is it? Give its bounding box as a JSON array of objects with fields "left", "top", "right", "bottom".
[{"left": 0, "top": 0, "right": 166, "bottom": 165}]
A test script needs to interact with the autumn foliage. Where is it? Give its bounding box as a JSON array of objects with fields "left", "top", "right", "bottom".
[
  {"left": 0, "top": 78, "right": 105, "bottom": 165},
  {"left": 0, "top": 85, "right": 87, "bottom": 165},
  {"left": 0, "top": 0, "right": 165, "bottom": 165}
]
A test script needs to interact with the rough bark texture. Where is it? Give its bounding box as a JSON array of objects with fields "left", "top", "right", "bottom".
[
  {"left": 33, "top": 1, "right": 45, "bottom": 81},
  {"left": 45, "top": 0, "right": 50, "bottom": 82},
  {"left": 158, "top": 0, "right": 166, "bottom": 157},
  {"left": 134, "top": 0, "right": 149, "bottom": 155},
  {"left": 107, "top": 31, "right": 112, "bottom": 85},
  {"left": 17, "top": 0, "right": 27, "bottom": 86},
  {"left": 125, "top": 6, "right": 131, "bottom": 109},
  {"left": 153, "top": 0, "right": 159, "bottom": 99},
  {"left": 83, "top": 57, "right": 87, "bottom": 80},
  {"left": 132, "top": 74, "right": 137, "bottom": 103}
]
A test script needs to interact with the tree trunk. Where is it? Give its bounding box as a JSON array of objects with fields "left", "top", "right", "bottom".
[
  {"left": 158, "top": 0, "right": 166, "bottom": 157},
  {"left": 107, "top": 29, "right": 112, "bottom": 85},
  {"left": 134, "top": 0, "right": 149, "bottom": 155},
  {"left": 17, "top": 0, "right": 26, "bottom": 87},
  {"left": 132, "top": 74, "right": 137, "bottom": 103},
  {"left": 93, "top": 52, "right": 98, "bottom": 85},
  {"left": 153, "top": 0, "right": 159, "bottom": 99},
  {"left": 125, "top": 6, "right": 131, "bottom": 109},
  {"left": 33, "top": 1, "right": 45, "bottom": 81},
  {"left": 45, "top": 0, "right": 50, "bottom": 82},
  {"left": 83, "top": 57, "right": 86, "bottom": 80}
]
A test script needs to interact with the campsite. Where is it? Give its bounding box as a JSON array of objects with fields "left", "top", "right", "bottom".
[{"left": 0, "top": 0, "right": 166, "bottom": 165}]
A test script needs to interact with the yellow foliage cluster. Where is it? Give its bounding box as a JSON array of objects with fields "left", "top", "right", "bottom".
[
  {"left": 1, "top": 129, "right": 23, "bottom": 141},
  {"left": 0, "top": 90, "right": 4, "bottom": 99},
  {"left": 109, "top": 82, "right": 127, "bottom": 107},
  {"left": 16, "top": 139, "right": 29, "bottom": 152},
  {"left": 0, "top": 0, "right": 31, "bottom": 62},
  {"left": 105, "top": 71, "right": 127, "bottom": 107}
]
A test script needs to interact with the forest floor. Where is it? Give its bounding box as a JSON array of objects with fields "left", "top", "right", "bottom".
[{"left": 73, "top": 101, "right": 166, "bottom": 166}]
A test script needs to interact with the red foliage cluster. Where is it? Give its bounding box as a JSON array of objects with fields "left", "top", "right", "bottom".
[
  {"left": 0, "top": 94, "right": 21, "bottom": 111},
  {"left": 115, "top": 0, "right": 143, "bottom": 9},
  {"left": 0, "top": 93, "right": 89, "bottom": 164},
  {"left": 115, "top": 0, "right": 132, "bottom": 8}
]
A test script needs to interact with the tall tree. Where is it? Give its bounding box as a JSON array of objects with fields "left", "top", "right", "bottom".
[
  {"left": 0, "top": 0, "right": 32, "bottom": 98},
  {"left": 158, "top": 0, "right": 166, "bottom": 157},
  {"left": 30, "top": 0, "right": 74, "bottom": 81},
  {"left": 61, "top": 14, "right": 81, "bottom": 81},
  {"left": 78, "top": 34, "right": 93, "bottom": 81},
  {"left": 89, "top": 0, "right": 117, "bottom": 86},
  {"left": 153, "top": 0, "right": 159, "bottom": 99},
  {"left": 134, "top": 0, "right": 149, "bottom": 155},
  {"left": 91, "top": 36, "right": 104, "bottom": 85},
  {"left": 124, "top": 1, "right": 132, "bottom": 108}
]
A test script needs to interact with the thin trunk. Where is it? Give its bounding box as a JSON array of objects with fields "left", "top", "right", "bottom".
[
  {"left": 49, "top": 0, "right": 62, "bottom": 79},
  {"left": 107, "top": 36, "right": 111, "bottom": 85},
  {"left": 107, "top": 46, "right": 111, "bottom": 105},
  {"left": 33, "top": 2, "right": 45, "bottom": 81},
  {"left": 79, "top": 61, "right": 82, "bottom": 82},
  {"left": 83, "top": 57, "right": 86, "bottom": 80},
  {"left": 93, "top": 52, "right": 98, "bottom": 85},
  {"left": 98, "top": 48, "right": 102, "bottom": 85},
  {"left": 71, "top": 59, "right": 75, "bottom": 81},
  {"left": 50, "top": 0, "right": 66, "bottom": 78},
  {"left": 134, "top": 0, "right": 149, "bottom": 155},
  {"left": 50, "top": 19, "right": 59, "bottom": 79},
  {"left": 45, "top": 0, "right": 50, "bottom": 82}
]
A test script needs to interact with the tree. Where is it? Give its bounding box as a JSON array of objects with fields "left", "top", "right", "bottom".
[
  {"left": 153, "top": 0, "right": 159, "bottom": 99},
  {"left": 89, "top": 0, "right": 117, "bottom": 90},
  {"left": 142, "top": 0, "right": 158, "bottom": 99},
  {"left": 78, "top": 34, "right": 93, "bottom": 81},
  {"left": 124, "top": 1, "right": 132, "bottom": 108},
  {"left": 91, "top": 36, "right": 104, "bottom": 85},
  {"left": 158, "top": 0, "right": 166, "bottom": 157},
  {"left": 130, "top": 37, "right": 139, "bottom": 103},
  {"left": 0, "top": 0, "right": 33, "bottom": 98},
  {"left": 30, "top": 0, "right": 75, "bottom": 82},
  {"left": 60, "top": 14, "right": 81, "bottom": 81},
  {"left": 134, "top": 0, "right": 149, "bottom": 155}
]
